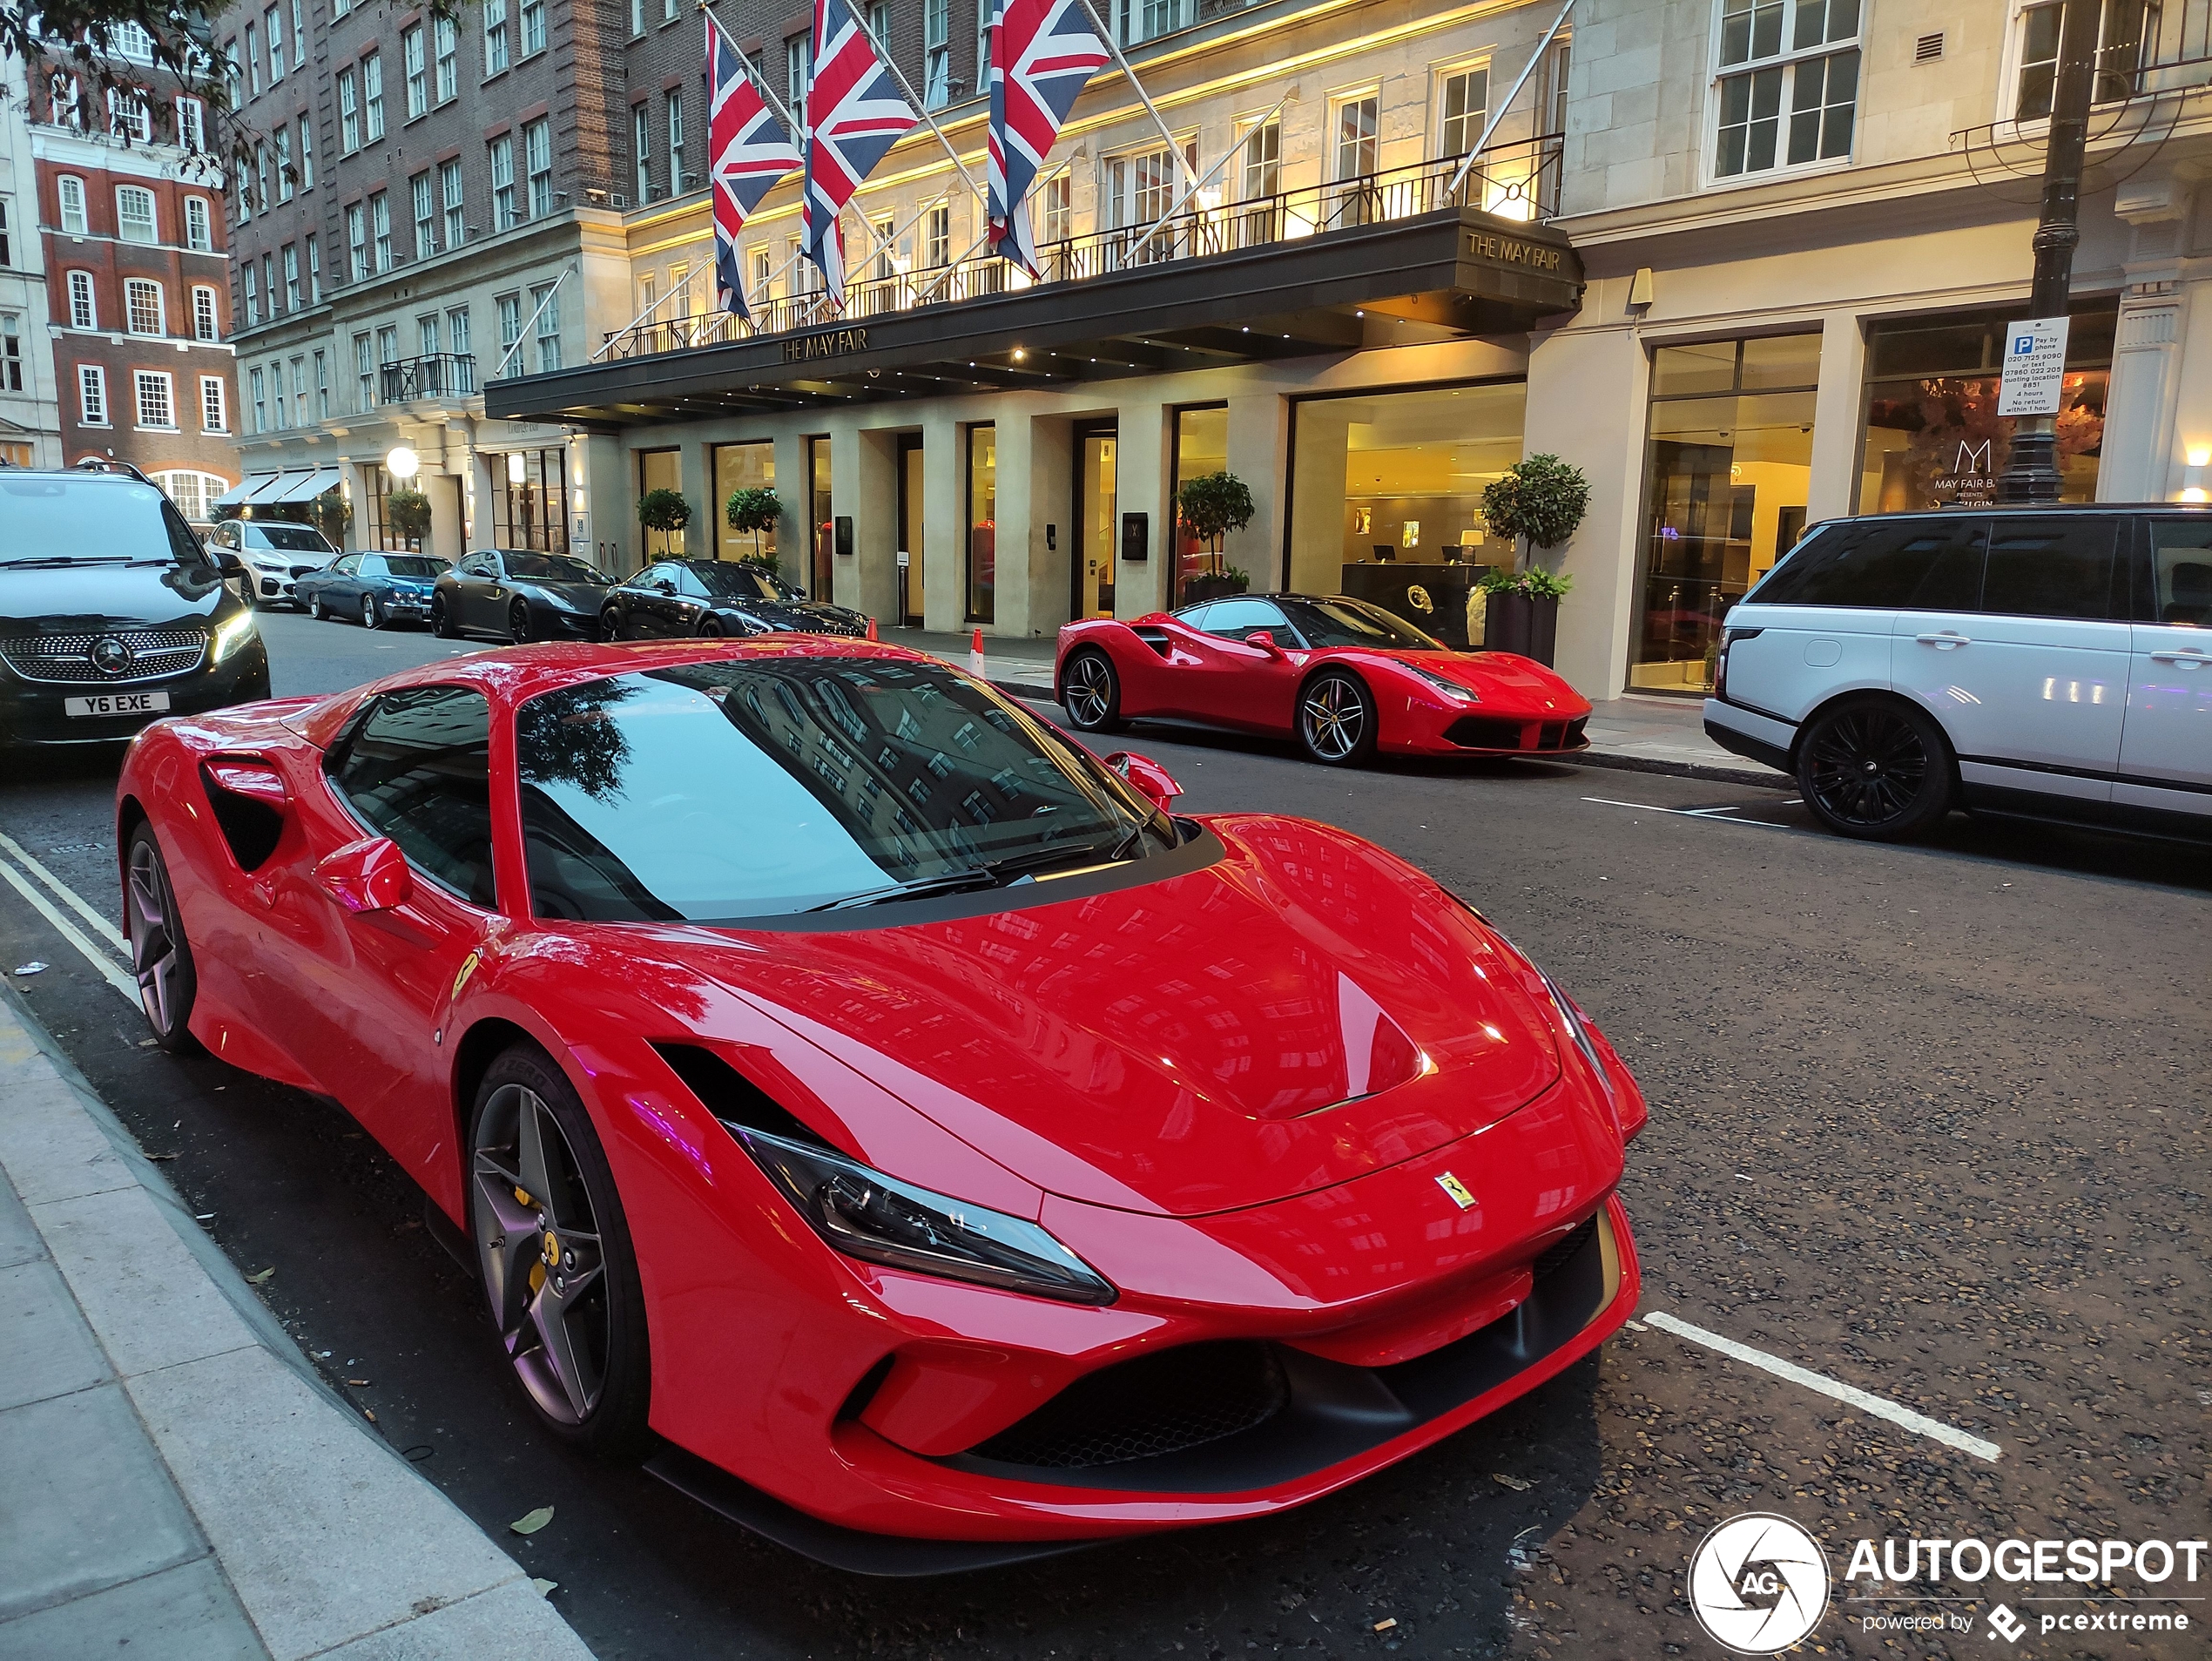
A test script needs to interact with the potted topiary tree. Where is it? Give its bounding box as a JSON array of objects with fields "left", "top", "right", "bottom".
[
  {"left": 638, "top": 488, "right": 692, "bottom": 557},
  {"left": 1477, "top": 454, "right": 1590, "bottom": 665},
  {"left": 725, "top": 485, "right": 783, "bottom": 567},
  {"left": 307, "top": 488, "right": 352, "bottom": 550},
  {"left": 1175, "top": 470, "right": 1255, "bottom": 606},
  {"left": 385, "top": 487, "right": 432, "bottom": 550}
]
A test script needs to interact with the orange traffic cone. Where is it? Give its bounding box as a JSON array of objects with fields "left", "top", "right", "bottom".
[
  {"left": 866, "top": 617, "right": 878, "bottom": 642},
  {"left": 968, "top": 628, "right": 986, "bottom": 679}
]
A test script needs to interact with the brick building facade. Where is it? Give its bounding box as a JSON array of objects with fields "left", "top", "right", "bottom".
[{"left": 31, "top": 74, "right": 235, "bottom": 521}]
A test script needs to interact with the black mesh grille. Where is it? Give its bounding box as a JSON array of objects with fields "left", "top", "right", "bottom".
[
  {"left": 968, "top": 1341, "right": 1287, "bottom": 1469},
  {"left": 1444, "top": 715, "right": 1527, "bottom": 750},
  {"left": 1530, "top": 1214, "right": 1598, "bottom": 1283}
]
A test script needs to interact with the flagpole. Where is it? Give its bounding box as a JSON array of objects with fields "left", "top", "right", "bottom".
[
  {"left": 1120, "top": 84, "right": 1291, "bottom": 267},
  {"left": 918, "top": 153, "right": 1073, "bottom": 301},
  {"left": 1072, "top": 0, "right": 1197, "bottom": 193},
  {"left": 846, "top": 3, "right": 991, "bottom": 209},
  {"left": 1443, "top": 0, "right": 1575, "bottom": 201}
]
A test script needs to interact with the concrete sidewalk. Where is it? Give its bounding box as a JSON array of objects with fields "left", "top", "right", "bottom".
[
  {"left": 880, "top": 627, "right": 1784, "bottom": 786},
  {"left": 0, "top": 985, "right": 596, "bottom": 1660}
]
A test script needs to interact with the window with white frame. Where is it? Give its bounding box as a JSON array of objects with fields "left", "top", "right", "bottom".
[
  {"left": 297, "top": 115, "right": 314, "bottom": 188},
  {"left": 354, "top": 331, "right": 373, "bottom": 408},
  {"left": 2013, "top": 0, "right": 2153, "bottom": 119},
  {"left": 663, "top": 0, "right": 677, "bottom": 21},
  {"left": 177, "top": 97, "right": 206, "bottom": 151},
  {"left": 185, "top": 194, "right": 212, "bottom": 249},
  {"left": 1239, "top": 117, "right": 1279, "bottom": 199},
  {"left": 531, "top": 281, "right": 561, "bottom": 371},
  {"left": 125, "top": 278, "right": 164, "bottom": 335},
  {"left": 441, "top": 159, "right": 464, "bottom": 246},
  {"left": 632, "top": 104, "right": 651, "bottom": 201},
  {"left": 307, "top": 233, "right": 321, "bottom": 300},
  {"left": 435, "top": 15, "right": 458, "bottom": 101},
  {"left": 750, "top": 245, "right": 769, "bottom": 297},
  {"left": 245, "top": 23, "right": 260, "bottom": 94},
  {"left": 923, "top": 0, "right": 949, "bottom": 106},
  {"left": 418, "top": 312, "right": 440, "bottom": 357},
  {"left": 925, "top": 204, "right": 949, "bottom": 267},
  {"left": 111, "top": 22, "right": 158, "bottom": 62},
  {"left": 49, "top": 75, "right": 83, "bottom": 131},
  {"left": 250, "top": 365, "right": 266, "bottom": 430},
  {"left": 412, "top": 172, "right": 435, "bottom": 256},
  {"left": 158, "top": 470, "right": 229, "bottom": 521},
  {"left": 272, "top": 357, "right": 288, "bottom": 426},
  {"left": 447, "top": 305, "right": 469, "bottom": 361},
  {"left": 976, "top": 0, "right": 990, "bottom": 85},
  {"left": 275, "top": 123, "right": 293, "bottom": 201},
  {"left": 1134, "top": 0, "right": 1185, "bottom": 44},
  {"left": 665, "top": 94, "right": 684, "bottom": 192},
  {"left": 1714, "top": 0, "right": 1859, "bottom": 177},
  {"left": 370, "top": 191, "right": 392, "bottom": 271},
  {"left": 496, "top": 291, "right": 523, "bottom": 367},
  {"left": 347, "top": 200, "right": 367, "bottom": 280},
  {"left": 1041, "top": 172, "right": 1071, "bottom": 243},
  {"left": 193, "top": 285, "right": 219, "bottom": 339},
  {"left": 137, "top": 370, "right": 173, "bottom": 429},
  {"left": 57, "top": 176, "right": 87, "bottom": 235},
  {"left": 403, "top": 25, "right": 426, "bottom": 118},
  {"left": 109, "top": 88, "right": 152, "bottom": 143},
  {"left": 1102, "top": 140, "right": 1194, "bottom": 228},
  {"left": 630, "top": 0, "right": 644, "bottom": 37},
  {"left": 363, "top": 52, "right": 385, "bottom": 140},
  {"left": 67, "top": 270, "right": 95, "bottom": 328},
  {"left": 522, "top": 0, "right": 545, "bottom": 55},
  {"left": 376, "top": 326, "right": 399, "bottom": 388},
  {"left": 262, "top": 253, "right": 276, "bottom": 314},
  {"left": 526, "top": 116, "right": 553, "bottom": 217},
  {"left": 290, "top": 357, "right": 305, "bottom": 419},
  {"left": 266, "top": 3, "right": 284, "bottom": 79},
  {"left": 0, "top": 199, "right": 11, "bottom": 267},
  {"left": 338, "top": 66, "right": 359, "bottom": 151},
  {"left": 314, "top": 348, "right": 328, "bottom": 417},
  {"left": 786, "top": 34, "right": 809, "bottom": 124},
  {"left": 491, "top": 134, "right": 517, "bottom": 229},
  {"left": 1333, "top": 94, "right": 1378, "bottom": 179},
  {"left": 293, "top": 0, "right": 305, "bottom": 65},
  {"left": 283, "top": 245, "right": 300, "bottom": 309},
  {"left": 201, "top": 376, "right": 228, "bottom": 432},
  {"left": 78, "top": 364, "right": 107, "bottom": 424},
  {"left": 1439, "top": 64, "right": 1489, "bottom": 157},
  {"left": 485, "top": 0, "right": 511, "bottom": 75},
  {"left": 256, "top": 145, "right": 272, "bottom": 213},
  {"left": 0, "top": 314, "right": 21, "bottom": 391},
  {"left": 243, "top": 261, "right": 259, "bottom": 325}
]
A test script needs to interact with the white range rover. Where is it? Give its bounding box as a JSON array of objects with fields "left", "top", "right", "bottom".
[{"left": 1704, "top": 507, "right": 2211, "bottom": 841}]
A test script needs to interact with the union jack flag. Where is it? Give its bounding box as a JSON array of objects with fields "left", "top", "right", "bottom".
[
  {"left": 708, "top": 13, "right": 800, "bottom": 318},
  {"left": 988, "top": 0, "right": 1108, "bottom": 276},
  {"left": 801, "top": 0, "right": 916, "bottom": 305}
]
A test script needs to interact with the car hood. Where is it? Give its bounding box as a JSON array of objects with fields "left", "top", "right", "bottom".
[
  {"left": 736, "top": 598, "right": 867, "bottom": 634},
  {"left": 1373, "top": 648, "right": 1581, "bottom": 706},
  {"left": 0, "top": 563, "right": 228, "bottom": 636},
  {"left": 673, "top": 814, "right": 1568, "bottom": 1217},
  {"left": 518, "top": 580, "right": 609, "bottom": 611}
]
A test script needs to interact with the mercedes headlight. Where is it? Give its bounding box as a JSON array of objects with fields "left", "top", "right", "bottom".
[
  {"left": 1406, "top": 665, "right": 1480, "bottom": 703},
  {"left": 730, "top": 1125, "right": 1117, "bottom": 1306},
  {"left": 211, "top": 611, "right": 260, "bottom": 662}
]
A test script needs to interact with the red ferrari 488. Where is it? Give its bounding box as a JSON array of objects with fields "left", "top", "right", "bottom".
[
  {"left": 1056, "top": 593, "right": 1593, "bottom": 766},
  {"left": 115, "top": 638, "right": 1642, "bottom": 1570}
]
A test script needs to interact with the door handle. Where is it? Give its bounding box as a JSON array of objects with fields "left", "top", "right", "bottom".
[
  {"left": 1915, "top": 631, "right": 1970, "bottom": 648},
  {"left": 2149, "top": 649, "right": 2209, "bottom": 665}
]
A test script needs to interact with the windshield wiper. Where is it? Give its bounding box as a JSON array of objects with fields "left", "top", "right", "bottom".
[
  {"left": 0, "top": 556, "right": 132, "bottom": 569},
  {"left": 806, "top": 866, "right": 1000, "bottom": 911}
]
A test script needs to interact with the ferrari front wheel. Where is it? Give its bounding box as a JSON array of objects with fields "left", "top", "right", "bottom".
[
  {"left": 508, "top": 600, "right": 533, "bottom": 645},
  {"left": 1061, "top": 649, "right": 1125, "bottom": 733},
  {"left": 125, "top": 824, "right": 199, "bottom": 1054},
  {"left": 1298, "top": 671, "right": 1377, "bottom": 766},
  {"left": 432, "top": 594, "right": 457, "bottom": 638},
  {"left": 469, "top": 1045, "right": 651, "bottom": 1455}
]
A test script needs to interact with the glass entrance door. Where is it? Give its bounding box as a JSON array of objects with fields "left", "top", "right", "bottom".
[
  {"left": 1075, "top": 425, "right": 1117, "bottom": 619},
  {"left": 807, "top": 436, "right": 833, "bottom": 598},
  {"left": 897, "top": 436, "right": 924, "bottom": 625}
]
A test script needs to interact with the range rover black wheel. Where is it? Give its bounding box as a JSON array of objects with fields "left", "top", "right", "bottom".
[{"left": 1796, "top": 697, "right": 1953, "bottom": 841}]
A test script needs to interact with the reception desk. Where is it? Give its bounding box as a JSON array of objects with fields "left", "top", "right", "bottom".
[{"left": 1339, "top": 562, "right": 1495, "bottom": 649}]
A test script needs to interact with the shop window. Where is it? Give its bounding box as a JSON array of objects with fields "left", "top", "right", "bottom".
[
  {"left": 1631, "top": 334, "right": 1820, "bottom": 693},
  {"left": 1170, "top": 405, "right": 1228, "bottom": 607},
  {"left": 1858, "top": 302, "right": 2113, "bottom": 514},
  {"left": 810, "top": 436, "right": 835, "bottom": 598},
  {"left": 1286, "top": 381, "right": 1527, "bottom": 631},
  {"left": 637, "top": 447, "right": 682, "bottom": 557},
  {"left": 496, "top": 448, "right": 570, "bottom": 551},
  {"left": 712, "top": 441, "right": 776, "bottom": 564},
  {"left": 1713, "top": 0, "right": 1859, "bottom": 179},
  {"left": 965, "top": 426, "right": 995, "bottom": 624}
]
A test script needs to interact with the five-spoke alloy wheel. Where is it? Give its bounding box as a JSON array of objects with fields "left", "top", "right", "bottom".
[
  {"left": 1060, "top": 649, "right": 1125, "bottom": 733},
  {"left": 1796, "top": 698, "right": 1953, "bottom": 840},
  {"left": 469, "top": 1045, "right": 650, "bottom": 1453},
  {"left": 1298, "top": 671, "right": 1376, "bottom": 766},
  {"left": 508, "top": 599, "right": 533, "bottom": 645},
  {"left": 125, "top": 824, "right": 199, "bottom": 1053}
]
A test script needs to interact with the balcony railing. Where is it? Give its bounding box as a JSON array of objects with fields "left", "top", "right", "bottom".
[
  {"left": 592, "top": 137, "right": 1562, "bottom": 368},
  {"left": 379, "top": 353, "right": 477, "bottom": 402}
]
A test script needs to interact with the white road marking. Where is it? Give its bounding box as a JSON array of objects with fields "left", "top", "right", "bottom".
[
  {"left": 1581, "top": 795, "right": 1791, "bottom": 830},
  {"left": 1643, "top": 1310, "right": 2002, "bottom": 1462},
  {"left": 0, "top": 854, "right": 140, "bottom": 1005},
  {"left": 0, "top": 828, "right": 127, "bottom": 952}
]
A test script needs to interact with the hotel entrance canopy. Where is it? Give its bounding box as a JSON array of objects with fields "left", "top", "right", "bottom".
[{"left": 487, "top": 150, "right": 1583, "bottom": 426}]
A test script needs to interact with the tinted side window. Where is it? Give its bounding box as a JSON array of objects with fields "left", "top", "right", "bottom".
[
  {"left": 1173, "top": 604, "right": 1213, "bottom": 632},
  {"left": 1980, "top": 517, "right": 2117, "bottom": 621},
  {"left": 459, "top": 553, "right": 491, "bottom": 576},
  {"left": 1204, "top": 598, "right": 1290, "bottom": 638},
  {"left": 1749, "top": 519, "right": 1986, "bottom": 609},
  {"left": 678, "top": 566, "right": 711, "bottom": 599},
  {"left": 2148, "top": 518, "right": 2212, "bottom": 627},
  {"left": 330, "top": 687, "right": 498, "bottom": 908}
]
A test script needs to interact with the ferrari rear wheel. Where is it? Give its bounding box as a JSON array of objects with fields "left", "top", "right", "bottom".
[
  {"left": 1061, "top": 649, "right": 1125, "bottom": 733},
  {"left": 432, "top": 593, "right": 457, "bottom": 638},
  {"left": 508, "top": 599, "right": 533, "bottom": 645},
  {"left": 125, "top": 824, "right": 199, "bottom": 1055},
  {"left": 599, "top": 606, "right": 623, "bottom": 641},
  {"left": 1298, "top": 672, "right": 1377, "bottom": 766},
  {"left": 469, "top": 1045, "right": 651, "bottom": 1455},
  {"left": 698, "top": 617, "right": 724, "bottom": 638}
]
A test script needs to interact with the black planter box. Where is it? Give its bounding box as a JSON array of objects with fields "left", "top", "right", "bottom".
[
  {"left": 1181, "top": 573, "right": 1250, "bottom": 606},
  {"left": 1481, "top": 593, "right": 1559, "bottom": 665}
]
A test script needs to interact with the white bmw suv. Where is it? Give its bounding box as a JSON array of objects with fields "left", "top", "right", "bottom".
[{"left": 1704, "top": 507, "right": 2211, "bottom": 841}]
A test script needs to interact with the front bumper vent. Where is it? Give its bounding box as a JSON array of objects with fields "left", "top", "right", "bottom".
[{"left": 970, "top": 1341, "right": 1289, "bottom": 1469}]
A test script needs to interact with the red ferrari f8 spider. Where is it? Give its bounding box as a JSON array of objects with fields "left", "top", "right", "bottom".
[
  {"left": 115, "top": 638, "right": 1642, "bottom": 1570},
  {"left": 1056, "top": 593, "right": 1593, "bottom": 766}
]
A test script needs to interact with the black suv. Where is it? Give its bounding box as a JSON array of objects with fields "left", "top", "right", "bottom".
[{"left": 0, "top": 469, "right": 271, "bottom": 748}]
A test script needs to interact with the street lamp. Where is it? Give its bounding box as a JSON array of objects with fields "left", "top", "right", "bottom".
[{"left": 386, "top": 444, "right": 421, "bottom": 481}]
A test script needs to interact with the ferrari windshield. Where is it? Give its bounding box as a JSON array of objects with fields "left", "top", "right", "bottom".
[
  {"left": 504, "top": 551, "right": 609, "bottom": 584},
  {"left": 698, "top": 563, "right": 804, "bottom": 603},
  {"left": 515, "top": 658, "right": 1165, "bottom": 921},
  {"left": 1285, "top": 597, "right": 1443, "bottom": 651}
]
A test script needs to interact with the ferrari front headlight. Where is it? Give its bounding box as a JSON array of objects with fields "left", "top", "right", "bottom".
[
  {"left": 1406, "top": 665, "right": 1480, "bottom": 703},
  {"left": 730, "top": 1124, "right": 1117, "bottom": 1305}
]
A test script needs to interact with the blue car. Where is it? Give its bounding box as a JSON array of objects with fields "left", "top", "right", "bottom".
[{"left": 294, "top": 552, "right": 453, "bottom": 629}]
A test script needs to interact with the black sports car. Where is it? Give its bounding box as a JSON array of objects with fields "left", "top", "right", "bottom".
[
  {"left": 432, "top": 548, "right": 613, "bottom": 643},
  {"left": 599, "top": 557, "right": 870, "bottom": 640}
]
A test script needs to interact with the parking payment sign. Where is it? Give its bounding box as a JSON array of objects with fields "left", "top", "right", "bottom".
[{"left": 1996, "top": 316, "right": 2070, "bottom": 417}]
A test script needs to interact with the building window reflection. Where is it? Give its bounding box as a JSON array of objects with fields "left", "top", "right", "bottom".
[
  {"left": 806, "top": 436, "right": 833, "bottom": 597},
  {"left": 496, "top": 447, "right": 570, "bottom": 553},
  {"left": 1858, "top": 303, "right": 2113, "bottom": 514},
  {"left": 965, "top": 423, "right": 995, "bottom": 624},
  {"left": 712, "top": 440, "right": 776, "bottom": 564},
  {"left": 637, "top": 447, "right": 681, "bottom": 559},
  {"left": 1170, "top": 403, "right": 1226, "bottom": 606},
  {"left": 1631, "top": 334, "right": 1820, "bottom": 694}
]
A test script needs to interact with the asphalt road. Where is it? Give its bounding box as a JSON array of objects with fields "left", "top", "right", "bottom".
[{"left": 0, "top": 608, "right": 2203, "bottom": 1660}]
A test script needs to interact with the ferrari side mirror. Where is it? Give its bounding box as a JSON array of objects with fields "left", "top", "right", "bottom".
[
  {"left": 316, "top": 835, "right": 415, "bottom": 914},
  {"left": 1244, "top": 630, "right": 1282, "bottom": 656},
  {"left": 1104, "top": 751, "right": 1183, "bottom": 810}
]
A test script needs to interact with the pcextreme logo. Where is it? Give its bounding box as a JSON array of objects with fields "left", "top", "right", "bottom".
[{"left": 1688, "top": 1514, "right": 1831, "bottom": 1655}]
